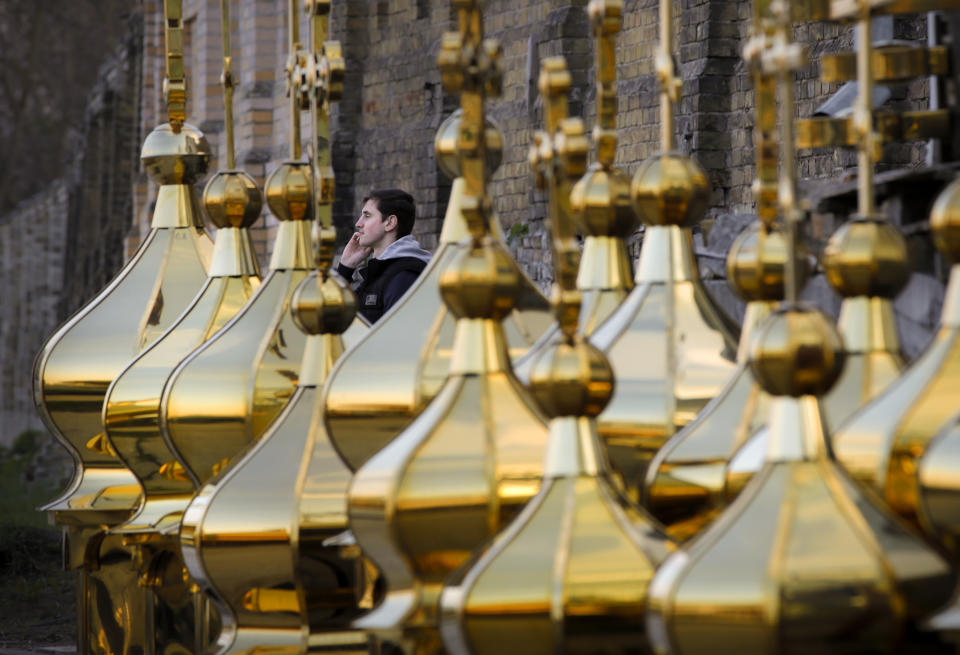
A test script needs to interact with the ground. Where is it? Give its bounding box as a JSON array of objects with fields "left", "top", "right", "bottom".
[{"left": 0, "top": 434, "right": 75, "bottom": 651}]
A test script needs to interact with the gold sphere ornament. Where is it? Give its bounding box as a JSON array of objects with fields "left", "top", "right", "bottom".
[
  {"left": 202, "top": 170, "right": 263, "bottom": 229},
  {"left": 291, "top": 271, "right": 358, "bottom": 337},
  {"left": 726, "top": 222, "right": 789, "bottom": 302},
  {"left": 527, "top": 339, "right": 614, "bottom": 419},
  {"left": 265, "top": 161, "right": 313, "bottom": 222},
  {"left": 141, "top": 122, "right": 211, "bottom": 185},
  {"left": 930, "top": 176, "right": 960, "bottom": 262},
  {"left": 570, "top": 164, "right": 636, "bottom": 237},
  {"left": 434, "top": 109, "right": 504, "bottom": 180},
  {"left": 631, "top": 152, "right": 709, "bottom": 227},
  {"left": 823, "top": 218, "right": 909, "bottom": 298},
  {"left": 440, "top": 240, "right": 520, "bottom": 320},
  {"left": 748, "top": 305, "right": 845, "bottom": 398}
]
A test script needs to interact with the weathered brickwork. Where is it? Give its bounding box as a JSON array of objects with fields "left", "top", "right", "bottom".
[{"left": 1, "top": 2, "right": 952, "bottom": 443}]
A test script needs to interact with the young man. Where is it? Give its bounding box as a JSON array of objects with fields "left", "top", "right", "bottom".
[{"left": 337, "top": 188, "right": 432, "bottom": 323}]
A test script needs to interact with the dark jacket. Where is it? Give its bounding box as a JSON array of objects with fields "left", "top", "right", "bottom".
[{"left": 337, "top": 235, "right": 432, "bottom": 322}]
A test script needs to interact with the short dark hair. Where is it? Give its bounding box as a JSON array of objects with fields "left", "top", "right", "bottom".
[{"left": 363, "top": 189, "right": 416, "bottom": 237}]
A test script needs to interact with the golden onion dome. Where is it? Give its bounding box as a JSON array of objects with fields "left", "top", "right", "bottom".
[
  {"left": 631, "top": 151, "right": 709, "bottom": 227},
  {"left": 930, "top": 176, "right": 960, "bottom": 262},
  {"left": 748, "top": 304, "right": 845, "bottom": 398},
  {"left": 264, "top": 161, "right": 313, "bottom": 222},
  {"left": 141, "top": 121, "right": 211, "bottom": 185},
  {"left": 291, "top": 271, "right": 357, "bottom": 337},
  {"left": 726, "top": 221, "right": 789, "bottom": 302},
  {"left": 202, "top": 170, "right": 263, "bottom": 229},
  {"left": 823, "top": 218, "right": 909, "bottom": 298},
  {"left": 434, "top": 109, "right": 503, "bottom": 180},
  {"left": 570, "top": 163, "right": 636, "bottom": 237}
]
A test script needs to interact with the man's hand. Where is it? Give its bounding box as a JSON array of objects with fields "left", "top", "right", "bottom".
[{"left": 340, "top": 232, "right": 373, "bottom": 268}]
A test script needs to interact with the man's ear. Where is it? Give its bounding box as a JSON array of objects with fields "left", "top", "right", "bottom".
[{"left": 384, "top": 214, "right": 399, "bottom": 233}]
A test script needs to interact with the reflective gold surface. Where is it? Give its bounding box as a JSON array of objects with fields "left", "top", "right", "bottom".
[
  {"left": 346, "top": 5, "right": 550, "bottom": 651},
  {"left": 442, "top": 416, "right": 672, "bottom": 655},
  {"left": 589, "top": 224, "right": 739, "bottom": 503},
  {"left": 646, "top": 306, "right": 955, "bottom": 655},
  {"left": 324, "top": 131, "right": 551, "bottom": 473},
  {"left": 587, "top": 30, "right": 739, "bottom": 502},
  {"left": 835, "top": 187, "right": 960, "bottom": 537},
  {"left": 37, "top": 122, "right": 213, "bottom": 523},
  {"left": 34, "top": 53, "right": 214, "bottom": 653},
  {"left": 161, "top": 162, "right": 317, "bottom": 489},
  {"left": 104, "top": 199, "right": 261, "bottom": 538},
  {"left": 645, "top": 223, "right": 785, "bottom": 541}
]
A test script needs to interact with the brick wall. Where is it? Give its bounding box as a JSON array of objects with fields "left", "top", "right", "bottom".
[{"left": 2, "top": 2, "right": 951, "bottom": 446}]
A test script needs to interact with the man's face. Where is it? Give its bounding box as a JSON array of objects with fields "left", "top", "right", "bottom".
[{"left": 355, "top": 199, "right": 392, "bottom": 249}]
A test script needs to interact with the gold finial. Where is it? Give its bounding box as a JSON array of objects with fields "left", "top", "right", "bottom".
[
  {"left": 726, "top": 223, "right": 789, "bottom": 303},
  {"left": 588, "top": 0, "right": 738, "bottom": 504},
  {"left": 345, "top": 4, "right": 549, "bottom": 652},
  {"left": 440, "top": 60, "right": 672, "bottom": 654},
  {"left": 322, "top": 12, "right": 551, "bottom": 474},
  {"left": 529, "top": 56, "right": 587, "bottom": 338},
  {"left": 304, "top": 0, "right": 343, "bottom": 273},
  {"left": 100, "top": 2, "right": 265, "bottom": 642},
  {"left": 823, "top": 219, "right": 909, "bottom": 299},
  {"left": 560, "top": 1, "right": 635, "bottom": 338},
  {"left": 35, "top": 2, "right": 217, "bottom": 646},
  {"left": 648, "top": 14, "right": 954, "bottom": 653},
  {"left": 162, "top": 0, "right": 316, "bottom": 494},
  {"left": 437, "top": 0, "right": 503, "bottom": 240},
  {"left": 166, "top": 5, "right": 365, "bottom": 652},
  {"left": 434, "top": 110, "right": 503, "bottom": 181},
  {"left": 203, "top": 0, "right": 264, "bottom": 235},
  {"left": 646, "top": 302, "right": 955, "bottom": 655},
  {"left": 743, "top": 0, "right": 777, "bottom": 226},
  {"left": 642, "top": 0, "right": 792, "bottom": 540},
  {"left": 163, "top": 0, "right": 186, "bottom": 133}
]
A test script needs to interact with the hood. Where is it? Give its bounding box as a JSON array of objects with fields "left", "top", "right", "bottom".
[{"left": 378, "top": 234, "right": 432, "bottom": 264}]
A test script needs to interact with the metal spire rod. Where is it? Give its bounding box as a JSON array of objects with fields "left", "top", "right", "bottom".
[
  {"left": 656, "top": 0, "right": 680, "bottom": 150},
  {"left": 287, "top": 0, "right": 303, "bottom": 160},
  {"left": 306, "top": 0, "right": 342, "bottom": 272},
  {"left": 745, "top": 0, "right": 778, "bottom": 226},
  {"left": 219, "top": 0, "right": 236, "bottom": 169},
  {"left": 439, "top": 0, "right": 501, "bottom": 240},
  {"left": 164, "top": 0, "right": 186, "bottom": 133},
  {"left": 855, "top": 0, "right": 877, "bottom": 216},
  {"left": 768, "top": 0, "right": 804, "bottom": 303},
  {"left": 591, "top": 0, "right": 621, "bottom": 167},
  {"left": 533, "top": 57, "right": 586, "bottom": 338}
]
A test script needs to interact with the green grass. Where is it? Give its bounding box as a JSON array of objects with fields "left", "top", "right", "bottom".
[{"left": 0, "top": 435, "right": 76, "bottom": 649}]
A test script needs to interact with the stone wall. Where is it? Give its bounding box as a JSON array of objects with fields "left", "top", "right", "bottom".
[
  {"left": 0, "top": 183, "right": 69, "bottom": 446},
  {"left": 0, "top": 11, "right": 144, "bottom": 447}
]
